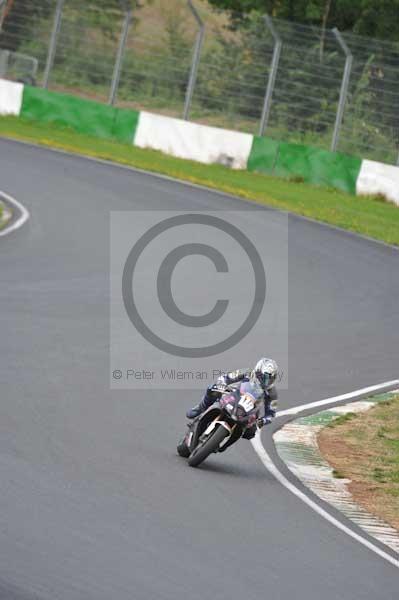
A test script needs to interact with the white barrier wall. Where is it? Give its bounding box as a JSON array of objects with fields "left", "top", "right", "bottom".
[
  {"left": 357, "top": 159, "right": 399, "bottom": 207},
  {"left": 0, "top": 77, "right": 398, "bottom": 208},
  {"left": 134, "top": 111, "right": 253, "bottom": 170},
  {"left": 0, "top": 79, "right": 23, "bottom": 116}
]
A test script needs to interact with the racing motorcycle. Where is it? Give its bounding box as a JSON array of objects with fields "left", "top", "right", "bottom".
[{"left": 177, "top": 381, "right": 262, "bottom": 468}]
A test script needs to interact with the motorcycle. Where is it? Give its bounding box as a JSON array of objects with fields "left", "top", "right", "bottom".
[{"left": 177, "top": 381, "right": 263, "bottom": 468}]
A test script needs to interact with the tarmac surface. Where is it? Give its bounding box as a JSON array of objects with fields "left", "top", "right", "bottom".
[{"left": 1, "top": 138, "right": 398, "bottom": 599}]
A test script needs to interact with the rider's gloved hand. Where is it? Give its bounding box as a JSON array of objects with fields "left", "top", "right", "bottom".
[{"left": 211, "top": 377, "right": 228, "bottom": 393}]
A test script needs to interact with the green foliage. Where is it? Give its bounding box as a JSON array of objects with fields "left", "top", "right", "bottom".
[
  {"left": 207, "top": 0, "right": 399, "bottom": 42},
  {"left": 1, "top": 0, "right": 398, "bottom": 162},
  {"left": 0, "top": 1, "right": 53, "bottom": 53},
  {"left": 327, "top": 412, "right": 357, "bottom": 428},
  {"left": 117, "top": 6, "right": 191, "bottom": 108}
]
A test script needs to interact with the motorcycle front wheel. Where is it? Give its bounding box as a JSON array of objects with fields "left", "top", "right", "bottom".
[
  {"left": 177, "top": 437, "right": 190, "bottom": 458},
  {"left": 188, "top": 425, "right": 229, "bottom": 468}
]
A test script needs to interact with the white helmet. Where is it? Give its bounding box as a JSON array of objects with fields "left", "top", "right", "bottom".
[{"left": 252, "top": 357, "right": 278, "bottom": 390}]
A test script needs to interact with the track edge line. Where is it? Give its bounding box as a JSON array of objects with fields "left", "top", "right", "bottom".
[{"left": 252, "top": 381, "right": 399, "bottom": 569}]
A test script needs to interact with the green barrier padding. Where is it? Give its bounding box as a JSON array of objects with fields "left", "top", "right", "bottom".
[
  {"left": 21, "top": 86, "right": 139, "bottom": 143},
  {"left": 247, "top": 136, "right": 279, "bottom": 174},
  {"left": 21, "top": 86, "right": 115, "bottom": 138},
  {"left": 19, "top": 85, "right": 362, "bottom": 194},
  {"left": 113, "top": 107, "right": 139, "bottom": 144},
  {"left": 274, "top": 142, "right": 362, "bottom": 195}
]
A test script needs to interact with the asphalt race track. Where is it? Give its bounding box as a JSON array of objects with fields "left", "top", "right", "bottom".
[{"left": 1, "top": 138, "right": 398, "bottom": 600}]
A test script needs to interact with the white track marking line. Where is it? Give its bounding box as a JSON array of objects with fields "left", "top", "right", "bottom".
[
  {"left": 251, "top": 434, "right": 399, "bottom": 568},
  {"left": 276, "top": 380, "right": 399, "bottom": 418},
  {"left": 252, "top": 380, "right": 399, "bottom": 568},
  {"left": 0, "top": 190, "right": 29, "bottom": 237}
]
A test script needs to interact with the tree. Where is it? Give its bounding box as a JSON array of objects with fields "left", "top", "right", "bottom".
[
  {"left": 0, "top": 0, "right": 55, "bottom": 52},
  {"left": 206, "top": 0, "right": 399, "bottom": 41},
  {"left": 207, "top": 1, "right": 327, "bottom": 25},
  {"left": 0, "top": 1, "right": 15, "bottom": 30},
  {"left": 320, "top": 0, "right": 332, "bottom": 60}
]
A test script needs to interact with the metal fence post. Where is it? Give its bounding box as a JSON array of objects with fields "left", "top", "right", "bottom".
[
  {"left": 0, "top": 49, "right": 9, "bottom": 77},
  {"left": 183, "top": 0, "right": 205, "bottom": 120},
  {"left": 259, "top": 16, "right": 282, "bottom": 137},
  {"left": 109, "top": 8, "right": 132, "bottom": 105},
  {"left": 42, "top": 0, "right": 65, "bottom": 88},
  {"left": 331, "top": 28, "right": 353, "bottom": 152}
]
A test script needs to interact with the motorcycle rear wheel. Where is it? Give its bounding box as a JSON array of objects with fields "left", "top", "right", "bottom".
[{"left": 188, "top": 425, "right": 229, "bottom": 467}]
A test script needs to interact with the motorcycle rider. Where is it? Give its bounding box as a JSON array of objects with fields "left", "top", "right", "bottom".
[{"left": 186, "top": 358, "right": 279, "bottom": 439}]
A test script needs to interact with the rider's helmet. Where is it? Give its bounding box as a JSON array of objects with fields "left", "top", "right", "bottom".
[{"left": 251, "top": 357, "right": 278, "bottom": 391}]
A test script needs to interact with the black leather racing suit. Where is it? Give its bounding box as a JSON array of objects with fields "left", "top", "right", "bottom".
[{"left": 201, "top": 368, "right": 278, "bottom": 439}]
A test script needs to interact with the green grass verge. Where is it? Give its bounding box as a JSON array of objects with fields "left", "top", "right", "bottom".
[
  {"left": 1, "top": 116, "right": 399, "bottom": 245},
  {"left": 327, "top": 412, "right": 356, "bottom": 428},
  {"left": 319, "top": 396, "right": 399, "bottom": 529},
  {"left": 344, "top": 399, "right": 399, "bottom": 489}
]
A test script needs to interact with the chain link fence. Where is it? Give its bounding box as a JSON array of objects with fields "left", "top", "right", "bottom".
[{"left": 0, "top": 0, "right": 398, "bottom": 164}]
